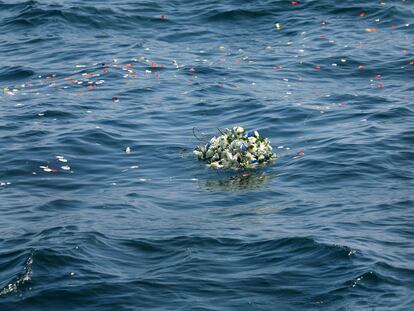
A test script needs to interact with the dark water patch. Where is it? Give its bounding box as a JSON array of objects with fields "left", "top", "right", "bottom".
[
  {"left": 1, "top": 7, "right": 106, "bottom": 30},
  {"left": 0, "top": 66, "right": 35, "bottom": 82},
  {"left": 35, "top": 199, "right": 84, "bottom": 212},
  {"left": 159, "top": 29, "right": 217, "bottom": 43},
  {"left": 371, "top": 106, "right": 414, "bottom": 120},
  {"left": 204, "top": 9, "right": 272, "bottom": 22}
]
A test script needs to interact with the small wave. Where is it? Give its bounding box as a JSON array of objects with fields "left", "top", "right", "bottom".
[
  {"left": 0, "top": 252, "right": 33, "bottom": 296},
  {"left": 204, "top": 9, "right": 272, "bottom": 22},
  {"left": 0, "top": 66, "right": 35, "bottom": 82},
  {"left": 118, "top": 235, "right": 355, "bottom": 263},
  {"left": 0, "top": 0, "right": 37, "bottom": 12},
  {"left": 1, "top": 5, "right": 111, "bottom": 30}
]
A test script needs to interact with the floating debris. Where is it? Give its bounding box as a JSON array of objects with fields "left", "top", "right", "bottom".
[
  {"left": 56, "top": 155, "right": 68, "bottom": 162},
  {"left": 294, "top": 149, "right": 305, "bottom": 159},
  {"left": 40, "top": 166, "right": 58, "bottom": 173},
  {"left": 194, "top": 127, "right": 276, "bottom": 170}
]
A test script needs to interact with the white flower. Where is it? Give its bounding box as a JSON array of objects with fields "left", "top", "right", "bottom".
[
  {"left": 248, "top": 136, "right": 257, "bottom": 144},
  {"left": 209, "top": 161, "right": 223, "bottom": 169},
  {"left": 211, "top": 153, "right": 220, "bottom": 161},
  {"left": 223, "top": 151, "right": 231, "bottom": 161},
  {"left": 233, "top": 126, "right": 244, "bottom": 134},
  {"left": 193, "top": 150, "right": 203, "bottom": 157},
  {"left": 205, "top": 148, "right": 214, "bottom": 158}
]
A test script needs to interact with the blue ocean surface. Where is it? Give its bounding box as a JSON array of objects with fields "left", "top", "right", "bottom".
[{"left": 1, "top": 0, "right": 414, "bottom": 310}]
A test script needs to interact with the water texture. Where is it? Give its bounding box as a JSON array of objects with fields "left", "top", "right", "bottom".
[{"left": 0, "top": 0, "right": 413, "bottom": 310}]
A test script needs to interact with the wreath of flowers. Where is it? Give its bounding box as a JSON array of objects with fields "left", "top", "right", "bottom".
[{"left": 194, "top": 127, "right": 276, "bottom": 170}]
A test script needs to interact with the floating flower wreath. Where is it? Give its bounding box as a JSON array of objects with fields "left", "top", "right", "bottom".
[{"left": 194, "top": 127, "right": 276, "bottom": 170}]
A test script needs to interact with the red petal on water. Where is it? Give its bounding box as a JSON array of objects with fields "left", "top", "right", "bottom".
[
  {"left": 358, "top": 65, "right": 365, "bottom": 69},
  {"left": 359, "top": 12, "right": 366, "bottom": 17},
  {"left": 291, "top": 1, "right": 298, "bottom": 5},
  {"left": 314, "top": 65, "right": 321, "bottom": 70},
  {"left": 374, "top": 74, "right": 381, "bottom": 78}
]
